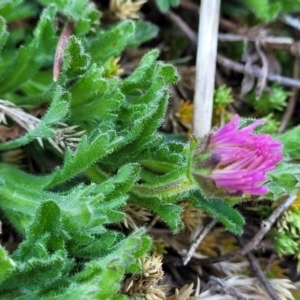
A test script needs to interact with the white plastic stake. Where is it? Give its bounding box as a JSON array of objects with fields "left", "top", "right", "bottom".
[{"left": 193, "top": 0, "right": 221, "bottom": 137}]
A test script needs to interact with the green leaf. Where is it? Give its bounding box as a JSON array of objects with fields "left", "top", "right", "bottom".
[
  {"left": 121, "top": 49, "right": 159, "bottom": 91},
  {"left": 0, "top": 246, "right": 16, "bottom": 284},
  {"left": 0, "top": 250, "right": 72, "bottom": 298},
  {"left": 45, "top": 129, "right": 123, "bottom": 188},
  {"left": 239, "top": 0, "right": 281, "bottom": 21},
  {"left": 133, "top": 166, "right": 191, "bottom": 199},
  {"left": 0, "top": 16, "right": 8, "bottom": 60},
  {"left": 73, "top": 230, "right": 151, "bottom": 298},
  {"left": 190, "top": 191, "right": 245, "bottom": 234},
  {"left": 102, "top": 164, "right": 140, "bottom": 198},
  {"left": 247, "top": 84, "right": 288, "bottom": 114},
  {"left": 0, "top": 0, "right": 37, "bottom": 22},
  {"left": 37, "top": 0, "right": 100, "bottom": 35},
  {"left": 73, "top": 231, "right": 122, "bottom": 258},
  {"left": 140, "top": 141, "right": 185, "bottom": 173},
  {"left": 279, "top": 126, "right": 300, "bottom": 159},
  {"left": 89, "top": 20, "right": 135, "bottom": 65},
  {"left": 104, "top": 81, "right": 171, "bottom": 167},
  {"left": 70, "top": 77, "right": 124, "bottom": 122},
  {"left": 131, "top": 195, "right": 184, "bottom": 232},
  {"left": 0, "top": 5, "right": 56, "bottom": 94},
  {"left": 127, "top": 20, "right": 159, "bottom": 48},
  {"left": 62, "top": 36, "right": 90, "bottom": 78},
  {"left": 26, "top": 201, "right": 67, "bottom": 250},
  {"left": 156, "top": 62, "right": 180, "bottom": 84},
  {"left": 69, "top": 64, "right": 106, "bottom": 107},
  {"left": 281, "top": 0, "right": 300, "bottom": 12},
  {"left": 274, "top": 232, "right": 298, "bottom": 256},
  {"left": 266, "top": 162, "right": 300, "bottom": 199},
  {"left": 155, "top": 0, "right": 180, "bottom": 12}
]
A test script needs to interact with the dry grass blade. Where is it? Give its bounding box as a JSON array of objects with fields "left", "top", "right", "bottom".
[
  {"left": 123, "top": 204, "right": 153, "bottom": 229},
  {"left": 47, "top": 123, "right": 86, "bottom": 153},
  {"left": 167, "top": 283, "right": 194, "bottom": 300},
  {"left": 183, "top": 219, "right": 217, "bottom": 265},
  {"left": 0, "top": 99, "right": 42, "bottom": 146},
  {"left": 0, "top": 99, "right": 84, "bottom": 152},
  {"left": 123, "top": 254, "right": 167, "bottom": 299},
  {"left": 198, "top": 275, "right": 297, "bottom": 300}
]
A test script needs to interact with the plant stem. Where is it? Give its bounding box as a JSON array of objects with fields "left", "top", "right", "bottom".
[
  {"left": 182, "top": 218, "right": 217, "bottom": 265},
  {"left": 237, "top": 236, "right": 281, "bottom": 300}
]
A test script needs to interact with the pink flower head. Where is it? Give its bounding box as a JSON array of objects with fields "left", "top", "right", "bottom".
[{"left": 208, "top": 115, "right": 283, "bottom": 195}]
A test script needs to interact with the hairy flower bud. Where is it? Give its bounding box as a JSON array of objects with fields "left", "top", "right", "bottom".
[{"left": 192, "top": 115, "right": 283, "bottom": 197}]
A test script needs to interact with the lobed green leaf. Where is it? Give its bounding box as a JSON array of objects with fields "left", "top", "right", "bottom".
[
  {"left": 127, "top": 20, "right": 159, "bottom": 48},
  {"left": 279, "top": 126, "right": 300, "bottom": 159},
  {"left": 266, "top": 162, "right": 300, "bottom": 199},
  {"left": 0, "top": 5, "right": 56, "bottom": 94},
  {"left": 190, "top": 191, "right": 245, "bottom": 234},
  {"left": 89, "top": 20, "right": 135, "bottom": 65},
  {"left": 0, "top": 16, "right": 8, "bottom": 60},
  {"left": 44, "top": 129, "right": 123, "bottom": 188},
  {"left": 0, "top": 0, "right": 37, "bottom": 22},
  {"left": 62, "top": 36, "right": 91, "bottom": 78},
  {"left": 38, "top": 0, "right": 100, "bottom": 35},
  {"left": 0, "top": 246, "right": 16, "bottom": 285}
]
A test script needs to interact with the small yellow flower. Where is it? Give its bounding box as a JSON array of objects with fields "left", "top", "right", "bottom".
[
  {"left": 176, "top": 100, "right": 194, "bottom": 126},
  {"left": 104, "top": 57, "right": 124, "bottom": 77}
]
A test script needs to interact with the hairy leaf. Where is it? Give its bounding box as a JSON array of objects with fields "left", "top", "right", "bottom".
[
  {"left": 127, "top": 20, "right": 159, "bottom": 48},
  {"left": 45, "top": 129, "right": 124, "bottom": 188},
  {"left": 89, "top": 20, "right": 135, "bottom": 65},
  {"left": 62, "top": 36, "right": 91, "bottom": 78},
  {"left": 190, "top": 191, "right": 245, "bottom": 234},
  {"left": 0, "top": 246, "right": 16, "bottom": 285},
  {"left": 0, "top": 5, "right": 56, "bottom": 94}
]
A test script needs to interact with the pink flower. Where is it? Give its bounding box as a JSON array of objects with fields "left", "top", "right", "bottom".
[{"left": 208, "top": 115, "right": 283, "bottom": 195}]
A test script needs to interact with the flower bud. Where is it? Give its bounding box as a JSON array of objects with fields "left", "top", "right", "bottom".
[{"left": 191, "top": 115, "right": 283, "bottom": 197}]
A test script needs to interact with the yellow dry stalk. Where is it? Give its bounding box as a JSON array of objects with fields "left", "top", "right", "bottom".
[
  {"left": 151, "top": 237, "right": 169, "bottom": 255},
  {"left": 123, "top": 204, "right": 153, "bottom": 229},
  {"left": 123, "top": 254, "right": 166, "bottom": 299},
  {"left": 180, "top": 202, "right": 205, "bottom": 232},
  {"left": 109, "top": 0, "right": 147, "bottom": 20},
  {"left": 1, "top": 148, "right": 25, "bottom": 168},
  {"left": 145, "top": 287, "right": 166, "bottom": 300},
  {"left": 51, "top": 124, "right": 86, "bottom": 153},
  {"left": 141, "top": 254, "right": 164, "bottom": 280},
  {"left": 265, "top": 259, "right": 289, "bottom": 279},
  {"left": 197, "top": 228, "right": 238, "bottom": 257},
  {"left": 167, "top": 283, "right": 194, "bottom": 300}
]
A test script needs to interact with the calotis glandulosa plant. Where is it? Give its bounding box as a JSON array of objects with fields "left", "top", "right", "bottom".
[{"left": 191, "top": 115, "right": 283, "bottom": 198}]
